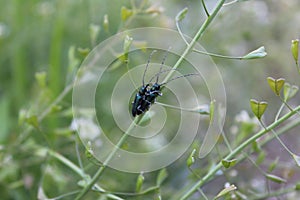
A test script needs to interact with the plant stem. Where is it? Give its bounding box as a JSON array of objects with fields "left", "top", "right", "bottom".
[
  {"left": 193, "top": 49, "right": 243, "bottom": 59},
  {"left": 75, "top": 117, "right": 139, "bottom": 199},
  {"left": 162, "top": 0, "right": 226, "bottom": 84},
  {"left": 17, "top": 83, "right": 73, "bottom": 145},
  {"left": 76, "top": 0, "right": 226, "bottom": 198},
  {"left": 179, "top": 105, "right": 300, "bottom": 200}
]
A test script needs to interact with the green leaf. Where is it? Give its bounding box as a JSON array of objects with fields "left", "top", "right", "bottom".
[
  {"left": 18, "top": 109, "right": 27, "bottom": 125},
  {"left": 283, "top": 83, "right": 299, "bottom": 102},
  {"left": 35, "top": 71, "right": 47, "bottom": 88},
  {"left": 50, "top": 105, "right": 62, "bottom": 114},
  {"left": 209, "top": 100, "right": 216, "bottom": 123},
  {"left": 25, "top": 115, "right": 39, "bottom": 129},
  {"left": 186, "top": 149, "right": 196, "bottom": 167},
  {"left": 292, "top": 153, "right": 300, "bottom": 167},
  {"left": 77, "top": 47, "right": 90, "bottom": 58},
  {"left": 252, "top": 141, "right": 261, "bottom": 153},
  {"left": 214, "top": 184, "right": 237, "bottom": 199},
  {"left": 154, "top": 191, "right": 162, "bottom": 200},
  {"left": 103, "top": 14, "right": 109, "bottom": 33},
  {"left": 265, "top": 174, "right": 287, "bottom": 184},
  {"left": 68, "top": 46, "right": 80, "bottom": 72},
  {"left": 291, "top": 39, "right": 299, "bottom": 64},
  {"left": 194, "top": 104, "right": 210, "bottom": 115},
  {"left": 256, "top": 151, "right": 266, "bottom": 165},
  {"left": 156, "top": 168, "right": 168, "bottom": 186},
  {"left": 222, "top": 159, "right": 237, "bottom": 168},
  {"left": 267, "top": 77, "right": 285, "bottom": 96},
  {"left": 89, "top": 24, "right": 100, "bottom": 45},
  {"left": 268, "top": 157, "right": 279, "bottom": 172},
  {"left": 120, "top": 35, "right": 133, "bottom": 63},
  {"left": 135, "top": 172, "right": 144, "bottom": 193},
  {"left": 295, "top": 182, "right": 300, "bottom": 190},
  {"left": 242, "top": 46, "right": 267, "bottom": 59},
  {"left": 176, "top": 7, "right": 188, "bottom": 22},
  {"left": 250, "top": 99, "right": 268, "bottom": 120},
  {"left": 121, "top": 6, "right": 133, "bottom": 21}
]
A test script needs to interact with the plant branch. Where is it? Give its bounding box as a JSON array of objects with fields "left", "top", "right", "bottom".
[
  {"left": 162, "top": 0, "right": 226, "bottom": 84},
  {"left": 76, "top": 0, "right": 226, "bottom": 198},
  {"left": 179, "top": 105, "right": 300, "bottom": 200},
  {"left": 75, "top": 117, "right": 139, "bottom": 199}
]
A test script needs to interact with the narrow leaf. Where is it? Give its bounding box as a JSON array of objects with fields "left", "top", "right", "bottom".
[
  {"left": 156, "top": 168, "right": 168, "bottom": 186},
  {"left": 176, "top": 7, "right": 188, "bottom": 22},
  {"left": 186, "top": 149, "right": 196, "bottom": 167},
  {"left": 252, "top": 141, "right": 261, "bottom": 153},
  {"left": 35, "top": 72, "right": 47, "bottom": 88},
  {"left": 250, "top": 99, "right": 268, "bottom": 120},
  {"left": 268, "top": 157, "right": 279, "bottom": 172},
  {"left": 267, "top": 77, "right": 285, "bottom": 96},
  {"left": 295, "top": 182, "right": 300, "bottom": 190},
  {"left": 209, "top": 100, "right": 216, "bottom": 124},
  {"left": 103, "top": 14, "right": 109, "bottom": 33},
  {"left": 215, "top": 184, "right": 237, "bottom": 199},
  {"left": 194, "top": 104, "right": 210, "bottom": 115},
  {"left": 120, "top": 35, "right": 133, "bottom": 63},
  {"left": 291, "top": 39, "right": 299, "bottom": 64},
  {"left": 242, "top": 46, "right": 267, "bottom": 60},
  {"left": 256, "top": 151, "right": 266, "bottom": 165},
  {"left": 222, "top": 159, "right": 237, "bottom": 168},
  {"left": 292, "top": 153, "right": 300, "bottom": 167},
  {"left": 265, "top": 174, "right": 287, "bottom": 184},
  {"left": 135, "top": 172, "right": 145, "bottom": 193},
  {"left": 89, "top": 24, "right": 100, "bottom": 45}
]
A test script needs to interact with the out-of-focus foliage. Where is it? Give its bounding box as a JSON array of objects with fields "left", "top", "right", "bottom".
[{"left": 0, "top": 0, "right": 299, "bottom": 199}]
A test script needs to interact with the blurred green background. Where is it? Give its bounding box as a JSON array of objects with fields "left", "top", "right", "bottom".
[{"left": 0, "top": 0, "right": 300, "bottom": 199}]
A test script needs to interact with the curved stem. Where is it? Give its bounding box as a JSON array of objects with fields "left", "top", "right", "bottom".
[
  {"left": 178, "top": 105, "right": 300, "bottom": 200},
  {"left": 75, "top": 117, "right": 139, "bottom": 199},
  {"left": 163, "top": 0, "right": 226, "bottom": 84},
  {"left": 201, "top": 0, "right": 210, "bottom": 17},
  {"left": 17, "top": 83, "right": 73, "bottom": 144},
  {"left": 76, "top": 0, "right": 226, "bottom": 199},
  {"left": 193, "top": 49, "right": 243, "bottom": 59},
  {"left": 176, "top": 19, "right": 189, "bottom": 46}
]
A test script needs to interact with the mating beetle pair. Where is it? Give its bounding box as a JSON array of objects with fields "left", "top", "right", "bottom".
[{"left": 131, "top": 50, "right": 195, "bottom": 117}]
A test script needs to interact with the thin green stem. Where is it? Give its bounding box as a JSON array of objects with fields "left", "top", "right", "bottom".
[
  {"left": 48, "top": 149, "right": 86, "bottom": 178},
  {"left": 155, "top": 102, "right": 204, "bottom": 113},
  {"left": 193, "top": 49, "right": 243, "bottom": 59},
  {"left": 176, "top": 19, "right": 189, "bottom": 46},
  {"left": 76, "top": 0, "right": 226, "bottom": 198},
  {"left": 260, "top": 120, "right": 295, "bottom": 156},
  {"left": 201, "top": 0, "right": 210, "bottom": 17},
  {"left": 223, "top": 0, "right": 238, "bottom": 6},
  {"left": 75, "top": 117, "right": 139, "bottom": 199},
  {"left": 248, "top": 186, "right": 295, "bottom": 200},
  {"left": 162, "top": 0, "right": 226, "bottom": 84},
  {"left": 17, "top": 84, "right": 73, "bottom": 145},
  {"left": 179, "top": 105, "right": 300, "bottom": 200},
  {"left": 275, "top": 103, "right": 285, "bottom": 121}
]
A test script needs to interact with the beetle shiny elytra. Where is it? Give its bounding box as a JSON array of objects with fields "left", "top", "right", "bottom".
[{"left": 131, "top": 50, "right": 196, "bottom": 117}]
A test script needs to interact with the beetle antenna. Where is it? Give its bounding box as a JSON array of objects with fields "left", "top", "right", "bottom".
[
  {"left": 142, "top": 50, "right": 156, "bottom": 86},
  {"left": 156, "top": 47, "right": 171, "bottom": 83},
  {"left": 160, "top": 73, "right": 199, "bottom": 86},
  {"left": 149, "top": 68, "right": 175, "bottom": 83}
]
